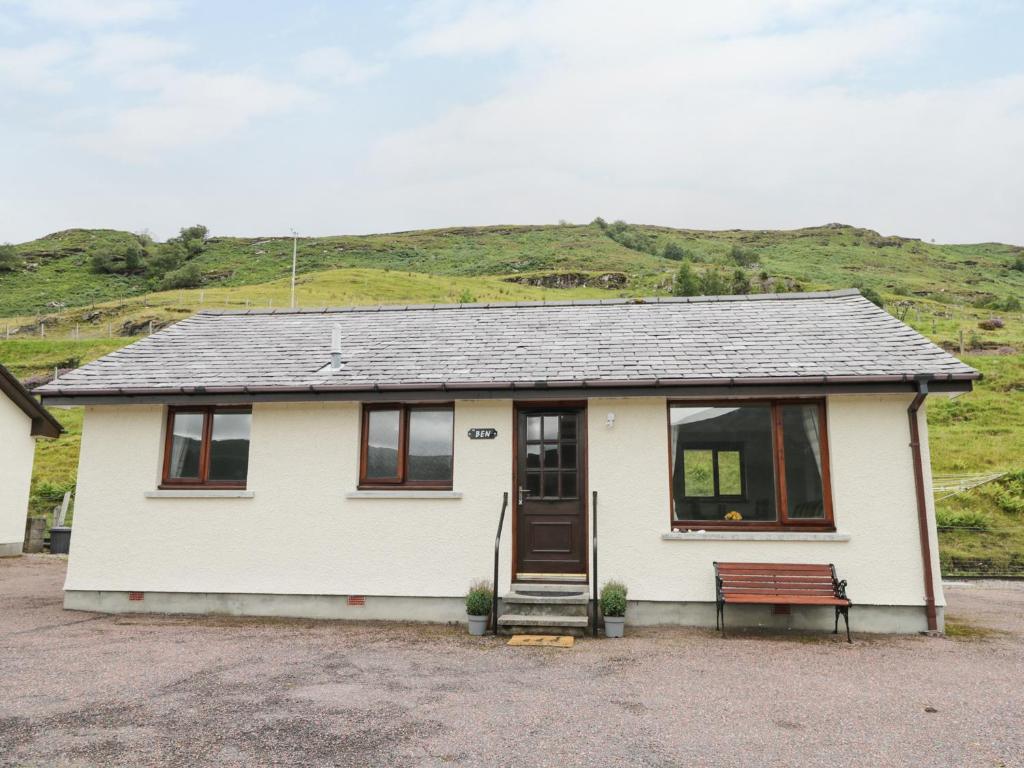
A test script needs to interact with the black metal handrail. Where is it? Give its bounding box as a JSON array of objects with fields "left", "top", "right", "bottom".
[
  {"left": 592, "top": 490, "right": 599, "bottom": 637},
  {"left": 491, "top": 491, "right": 509, "bottom": 635}
]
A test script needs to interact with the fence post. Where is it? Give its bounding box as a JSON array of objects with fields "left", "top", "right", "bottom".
[
  {"left": 40, "top": 322, "right": 45, "bottom": 338},
  {"left": 149, "top": 320, "right": 154, "bottom": 335},
  {"left": 108, "top": 322, "right": 112, "bottom": 338}
]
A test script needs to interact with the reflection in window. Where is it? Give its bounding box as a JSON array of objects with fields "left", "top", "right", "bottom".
[
  {"left": 407, "top": 410, "right": 454, "bottom": 482},
  {"left": 163, "top": 408, "right": 251, "bottom": 487},
  {"left": 669, "top": 402, "right": 831, "bottom": 527},
  {"left": 360, "top": 405, "right": 454, "bottom": 487},
  {"left": 208, "top": 412, "right": 252, "bottom": 483},
  {"left": 670, "top": 405, "right": 774, "bottom": 522},
  {"left": 168, "top": 412, "right": 203, "bottom": 480},
  {"left": 366, "top": 409, "right": 401, "bottom": 480},
  {"left": 523, "top": 413, "right": 579, "bottom": 499},
  {"left": 782, "top": 405, "right": 825, "bottom": 519}
]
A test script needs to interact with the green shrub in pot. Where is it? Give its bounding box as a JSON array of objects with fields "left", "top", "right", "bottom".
[
  {"left": 600, "top": 580, "right": 628, "bottom": 638},
  {"left": 465, "top": 580, "right": 493, "bottom": 636}
]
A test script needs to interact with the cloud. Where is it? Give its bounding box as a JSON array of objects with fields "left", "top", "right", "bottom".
[
  {"left": 79, "top": 71, "right": 313, "bottom": 160},
  {"left": 89, "top": 33, "right": 188, "bottom": 75},
  {"left": 16, "top": 0, "right": 180, "bottom": 27},
  {"left": 347, "top": 0, "right": 1024, "bottom": 243},
  {"left": 295, "top": 46, "right": 384, "bottom": 86},
  {"left": 0, "top": 39, "right": 76, "bottom": 91}
]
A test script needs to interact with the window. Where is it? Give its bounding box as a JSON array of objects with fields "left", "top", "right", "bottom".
[
  {"left": 668, "top": 401, "right": 832, "bottom": 529},
  {"left": 162, "top": 407, "right": 252, "bottom": 488},
  {"left": 360, "top": 404, "right": 454, "bottom": 488},
  {"left": 523, "top": 412, "right": 579, "bottom": 499}
]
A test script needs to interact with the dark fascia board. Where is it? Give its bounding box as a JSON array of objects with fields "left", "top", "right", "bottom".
[
  {"left": 39, "top": 377, "right": 973, "bottom": 406},
  {"left": 0, "top": 364, "right": 63, "bottom": 438}
]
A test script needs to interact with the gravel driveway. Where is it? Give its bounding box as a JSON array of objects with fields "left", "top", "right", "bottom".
[{"left": 1, "top": 556, "right": 1022, "bottom": 767}]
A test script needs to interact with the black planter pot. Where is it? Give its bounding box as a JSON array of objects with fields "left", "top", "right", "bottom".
[{"left": 49, "top": 527, "right": 71, "bottom": 555}]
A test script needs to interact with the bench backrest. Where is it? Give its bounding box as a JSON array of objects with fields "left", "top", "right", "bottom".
[{"left": 715, "top": 562, "right": 839, "bottom": 598}]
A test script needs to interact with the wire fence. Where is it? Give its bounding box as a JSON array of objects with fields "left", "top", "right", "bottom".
[{"left": 2, "top": 291, "right": 287, "bottom": 342}]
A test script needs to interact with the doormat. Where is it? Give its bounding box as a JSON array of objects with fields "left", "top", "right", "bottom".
[{"left": 506, "top": 635, "right": 574, "bottom": 648}]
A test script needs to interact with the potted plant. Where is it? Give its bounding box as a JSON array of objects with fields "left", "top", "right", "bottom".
[
  {"left": 465, "top": 580, "right": 493, "bottom": 636},
  {"left": 600, "top": 580, "right": 628, "bottom": 638}
]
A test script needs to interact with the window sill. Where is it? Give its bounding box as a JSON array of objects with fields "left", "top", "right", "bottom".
[
  {"left": 144, "top": 490, "right": 255, "bottom": 499},
  {"left": 345, "top": 490, "right": 463, "bottom": 499},
  {"left": 662, "top": 530, "right": 850, "bottom": 542}
]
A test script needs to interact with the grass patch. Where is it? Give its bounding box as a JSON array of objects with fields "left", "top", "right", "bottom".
[{"left": 943, "top": 617, "right": 1003, "bottom": 640}]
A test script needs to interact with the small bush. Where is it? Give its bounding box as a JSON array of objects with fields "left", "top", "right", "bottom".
[
  {"left": 978, "top": 317, "right": 1005, "bottom": 331},
  {"left": 663, "top": 242, "right": 688, "bottom": 261},
  {"left": 935, "top": 509, "right": 991, "bottom": 530},
  {"left": 465, "top": 580, "right": 493, "bottom": 616},
  {"left": 995, "top": 470, "right": 1024, "bottom": 515},
  {"left": 858, "top": 286, "right": 884, "bottom": 308},
  {"left": 600, "top": 580, "right": 628, "bottom": 617},
  {"left": 698, "top": 268, "right": 729, "bottom": 296},
  {"left": 90, "top": 241, "right": 145, "bottom": 275},
  {"left": 730, "top": 268, "right": 751, "bottom": 295},
  {"left": 672, "top": 262, "right": 700, "bottom": 297},
  {"left": 591, "top": 217, "right": 607, "bottom": 229},
  {"left": 457, "top": 289, "right": 476, "bottom": 304},
  {"left": 157, "top": 262, "right": 202, "bottom": 290},
  {"left": 0, "top": 243, "right": 21, "bottom": 271},
  {"left": 729, "top": 244, "right": 758, "bottom": 267}
]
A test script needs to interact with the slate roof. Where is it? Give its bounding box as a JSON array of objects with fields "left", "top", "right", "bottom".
[
  {"left": 0, "top": 363, "right": 63, "bottom": 436},
  {"left": 35, "top": 290, "right": 979, "bottom": 400}
]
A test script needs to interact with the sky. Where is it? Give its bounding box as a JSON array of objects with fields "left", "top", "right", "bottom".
[{"left": 1, "top": 0, "right": 1023, "bottom": 244}]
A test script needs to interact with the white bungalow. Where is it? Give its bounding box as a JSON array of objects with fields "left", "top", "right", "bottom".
[
  {"left": 1, "top": 363, "right": 62, "bottom": 556},
  {"left": 37, "top": 290, "right": 978, "bottom": 635}
]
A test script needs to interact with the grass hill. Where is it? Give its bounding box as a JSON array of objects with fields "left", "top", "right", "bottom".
[{"left": 1, "top": 221, "right": 1022, "bottom": 576}]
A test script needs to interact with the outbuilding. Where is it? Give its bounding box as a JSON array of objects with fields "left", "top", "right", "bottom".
[
  {"left": 1, "top": 363, "right": 63, "bottom": 556},
  {"left": 37, "top": 289, "right": 978, "bottom": 634}
]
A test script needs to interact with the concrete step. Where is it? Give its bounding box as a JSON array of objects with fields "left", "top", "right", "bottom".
[
  {"left": 502, "top": 599, "right": 589, "bottom": 618},
  {"left": 503, "top": 585, "right": 591, "bottom": 618},
  {"left": 503, "top": 591, "right": 589, "bottom": 605},
  {"left": 511, "top": 582, "right": 589, "bottom": 595},
  {"left": 497, "top": 613, "right": 590, "bottom": 637}
]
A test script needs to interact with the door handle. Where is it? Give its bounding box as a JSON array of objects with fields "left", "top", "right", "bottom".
[{"left": 518, "top": 486, "right": 528, "bottom": 505}]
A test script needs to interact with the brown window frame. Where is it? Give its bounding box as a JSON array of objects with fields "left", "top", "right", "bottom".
[
  {"left": 161, "top": 406, "right": 252, "bottom": 490},
  {"left": 667, "top": 399, "right": 834, "bottom": 532},
  {"left": 359, "top": 403, "right": 455, "bottom": 490}
]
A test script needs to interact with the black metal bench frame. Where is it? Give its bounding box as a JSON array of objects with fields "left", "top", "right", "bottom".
[{"left": 714, "top": 561, "right": 852, "bottom": 643}]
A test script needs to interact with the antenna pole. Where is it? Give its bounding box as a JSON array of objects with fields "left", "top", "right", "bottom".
[{"left": 290, "top": 229, "right": 298, "bottom": 308}]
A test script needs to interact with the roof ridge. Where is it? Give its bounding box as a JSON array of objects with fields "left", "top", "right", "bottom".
[{"left": 197, "top": 288, "right": 864, "bottom": 316}]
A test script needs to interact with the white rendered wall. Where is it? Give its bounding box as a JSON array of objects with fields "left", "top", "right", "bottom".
[
  {"left": 66, "top": 394, "right": 942, "bottom": 610},
  {"left": 64, "top": 401, "right": 514, "bottom": 596},
  {"left": 586, "top": 395, "right": 943, "bottom": 608},
  {"left": 0, "top": 393, "right": 35, "bottom": 549}
]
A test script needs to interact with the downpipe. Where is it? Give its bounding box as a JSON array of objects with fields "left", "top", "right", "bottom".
[{"left": 908, "top": 375, "right": 939, "bottom": 632}]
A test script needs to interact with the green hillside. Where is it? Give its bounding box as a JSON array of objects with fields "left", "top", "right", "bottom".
[
  {"left": 1, "top": 221, "right": 1022, "bottom": 576},
  {"left": 3, "top": 222, "right": 1022, "bottom": 318}
]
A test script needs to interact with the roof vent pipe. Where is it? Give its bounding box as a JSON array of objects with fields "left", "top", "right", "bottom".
[{"left": 330, "top": 324, "right": 343, "bottom": 371}]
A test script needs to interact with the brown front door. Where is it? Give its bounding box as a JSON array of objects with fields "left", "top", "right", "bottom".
[{"left": 515, "top": 406, "right": 587, "bottom": 578}]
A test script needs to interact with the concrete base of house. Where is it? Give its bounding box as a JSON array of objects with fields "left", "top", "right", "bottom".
[
  {"left": 64, "top": 590, "right": 469, "bottom": 623},
  {"left": 65, "top": 590, "right": 942, "bottom": 634},
  {"left": 628, "top": 600, "right": 943, "bottom": 634},
  {"left": 0, "top": 542, "right": 23, "bottom": 558}
]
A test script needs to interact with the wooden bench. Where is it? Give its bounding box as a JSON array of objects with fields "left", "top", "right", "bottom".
[{"left": 714, "top": 562, "right": 852, "bottom": 642}]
